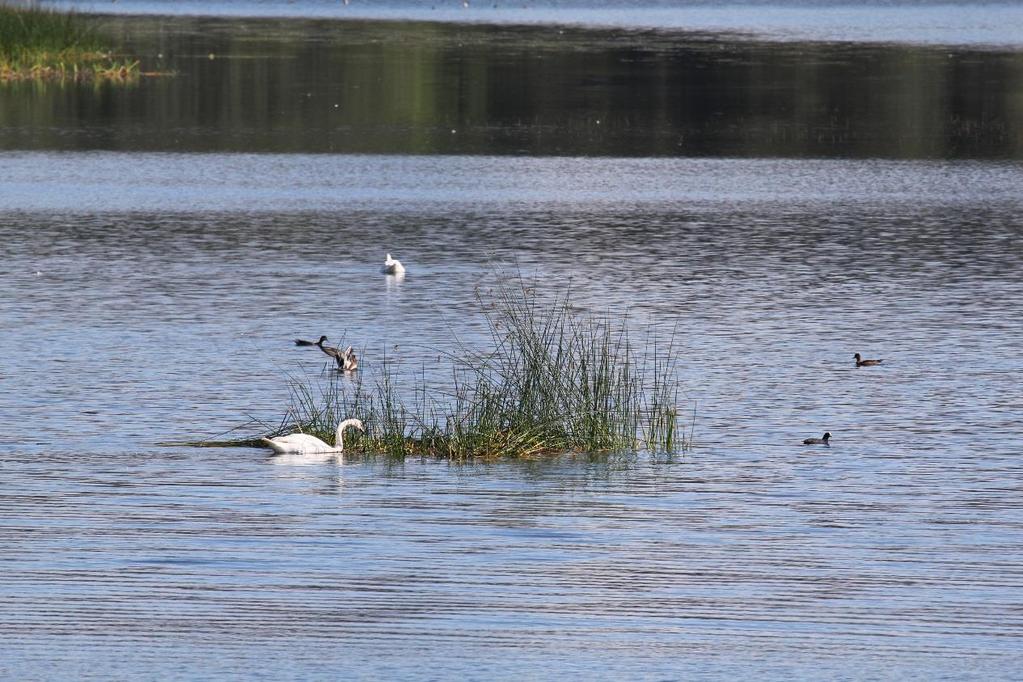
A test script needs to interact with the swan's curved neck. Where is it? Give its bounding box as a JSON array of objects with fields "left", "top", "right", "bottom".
[{"left": 333, "top": 419, "right": 360, "bottom": 452}]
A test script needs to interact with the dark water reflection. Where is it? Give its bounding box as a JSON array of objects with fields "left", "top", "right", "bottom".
[{"left": 1, "top": 14, "right": 1021, "bottom": 157}]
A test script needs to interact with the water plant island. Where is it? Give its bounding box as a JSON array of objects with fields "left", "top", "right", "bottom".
[
  {"left": 1, "top": 3, "right": 139, "bottom": 81},
  {"left": 180, "top": 284, "right": 692, "bottom": 461}
]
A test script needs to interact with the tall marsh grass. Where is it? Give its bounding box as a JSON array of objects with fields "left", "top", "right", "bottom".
[
  {"left": 0, "top": 4, "right": 138, "bottom": 81},
  {"left": 196, "top": 282, "right": 692, "bottom": 459}
]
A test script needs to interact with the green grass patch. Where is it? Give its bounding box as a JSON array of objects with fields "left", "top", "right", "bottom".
[
  {"left": 0, "top": 4, "right": 139, "bottom": 82},
  {"left": 182, "top": 281, "right": 693, "bottom": 460}
]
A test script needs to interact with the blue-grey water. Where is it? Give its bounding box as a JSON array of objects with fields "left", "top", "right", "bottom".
[
  {"left": 3, "top": 2, "right": 1023, "bottom": 679},
  {"left": 47, "top": 0, "right": 1023, "bottom": 47},
  {"left": 3, "top": 152, "right": 1022, "bottom": 679}
]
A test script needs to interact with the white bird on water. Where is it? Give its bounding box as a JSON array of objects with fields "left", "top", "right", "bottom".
[
  {"left": 381, "top": 253, "right": 406, "bottom": 275},
  {"left": 261, "top": 418, "right": 364, "bottom": 455}
]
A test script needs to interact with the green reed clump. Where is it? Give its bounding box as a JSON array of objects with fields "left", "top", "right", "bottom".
[
  {"left": 187, "top": 282, "right": 691, "bottom": 459},
  {"left": 438, "top": 283, "right": 686, "bottom": 458},
  {"left": 0, "top": 4, "right": 138, "bottom": 82}
]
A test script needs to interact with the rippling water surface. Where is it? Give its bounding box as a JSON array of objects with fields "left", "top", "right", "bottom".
[
  {"left": 2, "top": 152, "right": 1022, "bottom": 678},
  {"left": 3, "top": 1, "right": 1023, "bottom": 677}
]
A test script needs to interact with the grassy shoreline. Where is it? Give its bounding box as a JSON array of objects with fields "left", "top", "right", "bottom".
[
  {"left": 179, "top": 282, "right": 693, "bottom": 460},
  {"left": 0, "top": 4, "right": 139, "bottom": 82}
]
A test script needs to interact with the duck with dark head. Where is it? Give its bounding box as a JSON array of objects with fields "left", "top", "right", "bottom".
[
  {"left": 802, "top": 432, "right": 831, "bottom": 446},
  {"left": 295, "top": 335, "right": 349, "bottom": 365},
  {"left": 854, "top": 353, "right": 883, "bottom": 367}
]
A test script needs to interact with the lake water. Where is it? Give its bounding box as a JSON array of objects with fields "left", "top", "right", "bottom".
[
  {"left": 2, "top": 3, "right": 1023, "bottom": 680},
  {"left": 4, "top": 11, "right": 1023, "bottom": 158},
  {"left": 45, "top": 0, "right": 1023, "bottom": 47}
]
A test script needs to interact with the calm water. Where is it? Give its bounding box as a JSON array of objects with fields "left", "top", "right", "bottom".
[
  {"left": 3, "top": 12, "right": 1023, "bottom": 157},
  {"left": 46, "top": 0, "right": 1023, "bottom": 46},
  {"left": 3, "top": 3, "right": 1023, "bottom": 680}
]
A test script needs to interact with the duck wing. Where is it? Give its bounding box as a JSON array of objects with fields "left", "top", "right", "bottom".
[{"left": 319, "top": 345, "right": 343, "bottom": 361}]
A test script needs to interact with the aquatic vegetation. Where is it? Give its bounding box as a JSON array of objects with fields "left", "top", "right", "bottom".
[
  {"left": 190, "top": 282, "right": 692, "bottom": 459},
  {"left": 0, "top": 5, "right": 139, "bottom": 82}
]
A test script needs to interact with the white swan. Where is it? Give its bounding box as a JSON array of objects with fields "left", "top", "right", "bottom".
[
  {"left": 381, "top": 253, "right": 406, "bottom": 275},
  {"left": 261, "top": 418, "right": 364, "bottom": 455}
]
